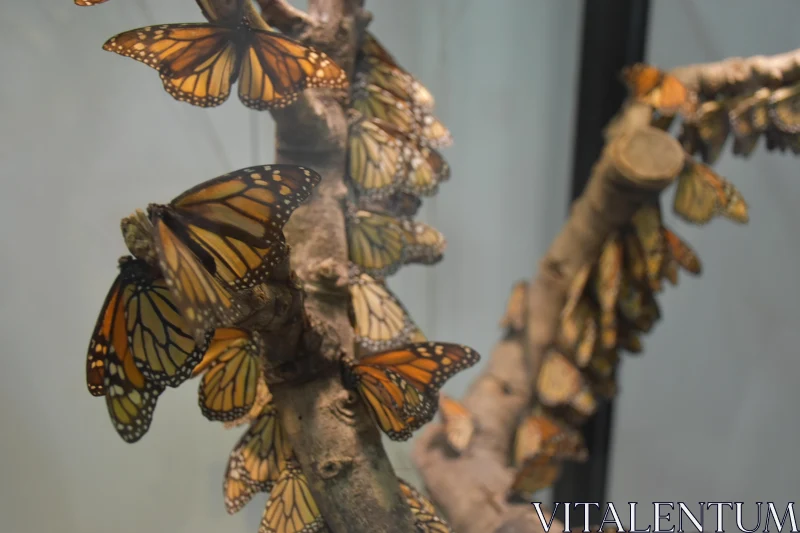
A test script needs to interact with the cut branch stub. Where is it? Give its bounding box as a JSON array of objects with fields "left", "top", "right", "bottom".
[{"left": 610, "top": 127, "right": 685, "bottom": 190}]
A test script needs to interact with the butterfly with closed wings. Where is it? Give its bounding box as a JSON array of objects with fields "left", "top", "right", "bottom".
[
  {"left": 259, "top": 461, "right": 327, "bottom": 533},
  {"left": 102, "top": 0, "right": 348, "bottom": 109},
  {"left": 87, "top": 256, "right": 209, "bottom": 442},
  {"left": 223, "top": 403, "right": 294, "bottom": 514}
]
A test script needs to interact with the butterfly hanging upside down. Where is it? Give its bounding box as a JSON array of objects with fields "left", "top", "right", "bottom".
[
  {"left": 101, "top": 1, "right": 348, "bottom": 109},
  {"left": 87, "top": 256, "right": 210, "bottom": 443}
]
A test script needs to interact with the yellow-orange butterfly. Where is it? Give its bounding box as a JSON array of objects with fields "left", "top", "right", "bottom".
[
  {"left": 621, "top": 63, "right": 696, "bottom": 117},
  {"left": 147, "top": 164, "right": 320, "bottom": 340},
  {"left": 438, "top": 393, "right": 476, "bottom": 454},
  {"left": 592, "top": 234, "right": 623, "bottom": 350},
  {"left": 511, "top": 413, "right": 587, "bottom": 495},
  {"left": 223, "top": 404, "right": 293, "bottom": 514},
  {"left": 399, "top": 478, "right": 454, "bottom": 533},
  {"left": 661, "top": 227, "right": 702, "bottom": 286},
  {"left": 769, "top": 81, "right": 800, "bottom": 134},
  {"left": 75, "top": 0, "right": 109, "bottom": 5},
  {"left": 348, "top": 116, "right": 450, "bottom": 199},
  {"left": 730, "top": 88, "right": 770, "bottom": 156},
  {"left": 346, "top": 209, "right": 445, "bottom": 278},
  {"left": 102, "top": 3, "right": 347, "bottom": 109},
  {"left": 350, "top": 267, "right": 421, "bottom": 353},
  {"left": 629, "top": 204, "right": 666, "bottom": 292},
  {"left": 673, "top": 159, "right": 749, "bottom": 225},
  {"left": 352, "top": 83, "right": 452, "bottom": 149},
  {"left": 356, "top": 58, "right": 435, "bottom": 114},
  {"left": 348, "top": 116, "right": 409, "bottom": 198},
  {"left": 356, "top": 32, "right": 435, "bottom": 112},
  {"left": 259, "top": 462, "right": 326, "bottom": 533},
  {"left": 87, "top": 257, "right": 174, "bottom": 442},
  {"left": 191, "top": 327, "right": 264, "bottom": 422},
  {"left": 342, "top": 342, "right": 480, "bottom": 441}
]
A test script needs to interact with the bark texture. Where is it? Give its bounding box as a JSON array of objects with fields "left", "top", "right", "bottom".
[{"left": 199, "top": 0, "right": 416, "bottom": 531}]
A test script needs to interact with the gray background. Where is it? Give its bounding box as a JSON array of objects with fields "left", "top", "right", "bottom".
[{"left": 0, "top": 1, "right": 796, "bottom": 533}]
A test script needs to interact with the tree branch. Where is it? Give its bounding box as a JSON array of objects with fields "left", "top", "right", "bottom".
[
  {"left": 202, "top": 0, "right": 418, "bottom": 531},
  {"left": 414, "top": 47, "right": 800, "bottom": 533}
]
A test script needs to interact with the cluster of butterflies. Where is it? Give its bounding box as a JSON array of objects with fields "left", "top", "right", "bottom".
[
  {"left": 624, "top": 62, "right": 799, "bottom": 228},
  {"left": 344, "top": 33, "right": 451, "bottom": 280},
  {"left": 501, "top": 61, "right": 800, "bottom": 497},
  {"left": 342, "top": 31, "right": 483, "bottom": 452},
  {"left": 79, "top": 0, "right": 475, "bottom": 528},
  {"left": 499, "top": 200, "right": 707, "bottom": 497},
  {"left": 219, "top": 383, "right": 454, "bottom": 533}
]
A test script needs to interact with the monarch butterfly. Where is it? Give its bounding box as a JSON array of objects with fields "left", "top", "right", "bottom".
[
  {"left": 630, "top": 204, "right": 666, "bottom": 292},
  {"left": 356, "top": 33, "right": 435, "bottom": 112},
  {"left": 147, "top": 164, "right": 320, "bottom": 340},
  {"left": 349, "top": 116, "right": 450, "bottom": 199},
  {"left": 405, "top": 144, "right": 450, "bottom": 198},
  {"left": 87, "top": 257, "right": 169, "bottom": 442},
  {"left": 498, "top": 280, "right": 528, "bottom": 333},
  {"left": 360, "top": 32, "right": 400, "bottom": 69},
  {"left": 511, "top": 413, "right": 587, "bottom": 496},
  {"left": 617, "top": 274, "right": 660, "bottom": 333},
  {"left": 621, "top": 230, "right": 649, "bottom": 287},
  {"left": 730, "top": 89, "right": 770, "bottom": 157},
  {"left": 74, "top": 0, "right": 109, "bottom": 5},
  {"left": 398, "top": 478, "right": 454, "bottom": 533},
  {"left": 348, "top": 116, "right": 408, "bottom": 199},
  {"left": 352, "top": 83, "right": 452, "bottom": 149},
  {"left": 514, "top": 412, "right": 587, "bottom": 465},
  {"left": 346, "top": 210, "right": 445, "bottom": 278},
  {"left": 402, "top": 219, "right": 447, "bottom": 266},
  {"left": 191, "top": 327, "right": 264, "bottom": 421},
  {"left": 768, "top": 82, "right": 800, "bottom": 134},
  {"left": 557, "top": 291, "right": 594, "bottom": 368},
  {"left": 259, "top": 462, "right": 326, "bottom": 533},
  {"left": 342, "top": 342, "right": 480, "bottom": 441},
  {"left": 438, "top": 393, "right": 476, "bottom": 454},
  {"left": 662, "top": 227, "right": 702, "bottom": 285},
  {"left": 223, "top": 404, "right": 293, "bottom": 514},
  {"left": 356, "top": 57, "right": 435, "bottom": 114},
  {"left": 683, "top": 100, "right": 730, "bottom": 165},
  {"left": 358, "top": 191, "right": 423, "bottom": 219},
  {"left": 621, "top": 63, "right": 696, "bottom": 117},
  {"left": 350, "top": 267, "right": 420, "bottom": 353},
  {"left": 673, "top": 159, "right": 749, "bottom": 225},
  {"left": 592, "top": 234, "right": 622, "bottom": 350},
  {"left": 102, "top": 3, "right": 348, "bottom": 109}
]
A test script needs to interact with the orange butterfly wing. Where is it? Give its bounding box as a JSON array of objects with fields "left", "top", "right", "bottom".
[
  {"left": 87, "top": 267, "right": 125, "bottom": 396},
  {"left": 347, "top": 343, "right": 480, "bottom": 440},
  {"left": 75, "top": 0, "right": 110, "bottom": 4},
  {"left": 238, "top": 30, "right": 348, "bottom": 110},
  {"left": 103, "top": 24, "right": 239, "bottom": 108}
]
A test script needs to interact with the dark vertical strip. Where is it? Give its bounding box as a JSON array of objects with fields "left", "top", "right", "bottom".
[{"left": 553, "top": 0, "right": 651, "bottom": 528}]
